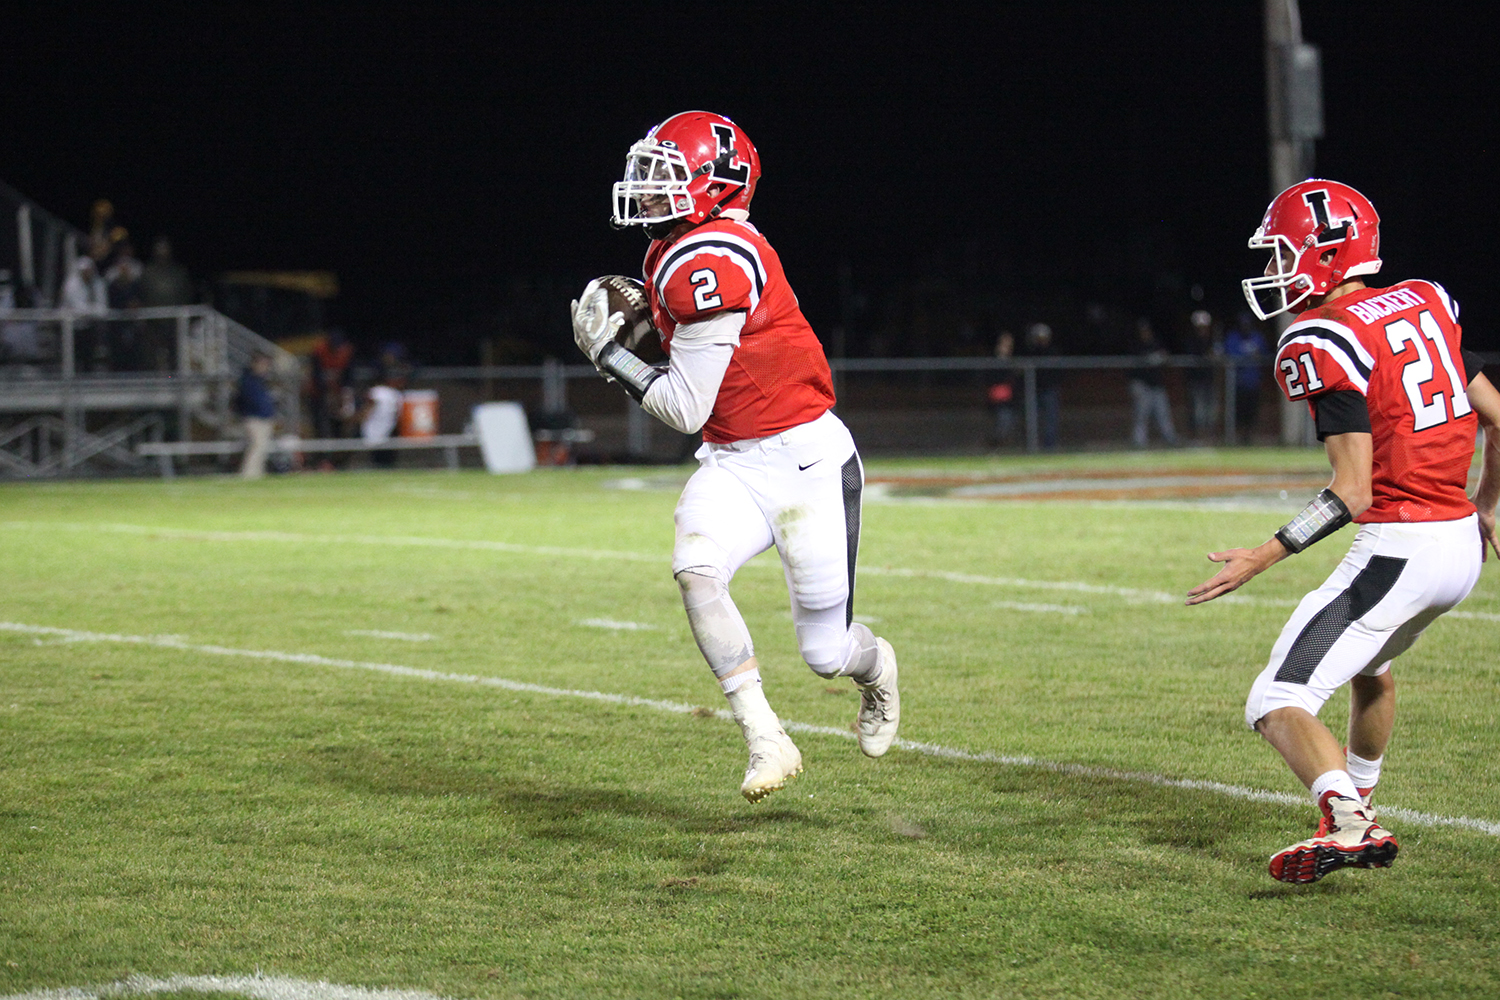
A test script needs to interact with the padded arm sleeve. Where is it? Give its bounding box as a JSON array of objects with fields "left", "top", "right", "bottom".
[
  {"left": 596, "top": 342, "right": 664, "bottom": 403},
  {"left": 1275, "top": 488, "right": 1352, "bottom": 553}
]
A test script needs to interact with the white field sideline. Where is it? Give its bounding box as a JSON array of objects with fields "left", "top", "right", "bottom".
[
  {"left": 5, "top": 519, "right": 1499, "bottom": 622},
  {"left": 3, "top": 619, "right": 1498, "bottom": 839},
  {"left": 1, "top": 974, "right": 451, "bottom": 1000}
]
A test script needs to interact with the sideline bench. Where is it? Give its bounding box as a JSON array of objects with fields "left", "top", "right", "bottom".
[
  {"left": 135, "top": 427, "right": 597, "bottom": 478},
  {"left": 137, "top": 434, "right": 480, "bottom": 477}
]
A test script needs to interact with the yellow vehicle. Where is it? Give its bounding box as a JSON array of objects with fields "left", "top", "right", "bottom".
[{"left": 215, "top": 270, "right": 339, "bottom": 355}]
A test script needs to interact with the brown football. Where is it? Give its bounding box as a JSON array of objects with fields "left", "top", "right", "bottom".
[{"left": 599, "top": 274, "right": 665, "bottom": 363}]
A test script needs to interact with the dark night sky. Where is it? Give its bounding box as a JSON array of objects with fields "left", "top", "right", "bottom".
[{"left": 3, "top": 3, "right": 1495, "bottom": 360}]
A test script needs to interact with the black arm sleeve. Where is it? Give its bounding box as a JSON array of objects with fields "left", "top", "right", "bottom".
[
  {"left": 1461, "top": 348, "right": 1486, "bottom": 387},
  {"left": 1312, "top": 390, "right": 1372, "bottom": 441}
]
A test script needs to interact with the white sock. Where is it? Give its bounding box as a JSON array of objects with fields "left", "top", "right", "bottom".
[
  {"left": 1345, "top": 750, "right": 1382, "bottom": 795},
  {"left": 724, "top": 676, "right": 781, "bottom": 741},
  {"left": 1309, "top": 769, "right": 1362, "bottom": 807}
]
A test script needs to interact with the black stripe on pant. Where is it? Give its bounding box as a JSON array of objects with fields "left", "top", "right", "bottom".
[
  {"left": 1274, "top": 555, "right": 1407, "bottom": 685},
  {"left": 841, "top": 453, "right": 862, "bottom": 628}
]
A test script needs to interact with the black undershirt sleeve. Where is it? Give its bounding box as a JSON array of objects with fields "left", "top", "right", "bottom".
[
  {"left": 1461, "top": 348, "right": 1485, "bottom": 386},
  {"left": 1312, "top": 389, "right": 1372, "bottom": 441}
]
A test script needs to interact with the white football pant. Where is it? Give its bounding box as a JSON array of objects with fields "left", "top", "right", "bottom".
[
  {"left": 1245, "top": 514, "right": 1482, "bottom": 727},
  {"left": 673, "top": 410, "right": 864, "bottom": 675}
]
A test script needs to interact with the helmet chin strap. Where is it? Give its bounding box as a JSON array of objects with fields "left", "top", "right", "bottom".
[{"left": 644, "top": 219, "right": 682, "bottom": 241}]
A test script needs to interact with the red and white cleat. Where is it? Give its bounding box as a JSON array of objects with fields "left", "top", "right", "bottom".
[{"left": 1271, "top": 793, "right": 1398, "bottom": 884}]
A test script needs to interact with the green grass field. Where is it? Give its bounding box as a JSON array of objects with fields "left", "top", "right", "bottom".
[{"left": 3, "top": 449, "right": 1498, "bottom": 1000}]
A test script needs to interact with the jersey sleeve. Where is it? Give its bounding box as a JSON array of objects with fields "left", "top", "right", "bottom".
[
  {"left": 1275, "top": 319, "right": 1375, "bottom": 402},
  {"left": 658, "top": 250, "right": 755, "bottom": 324},
  {"left": 653, "top": 232, "right": 767, "bottom": 325}
]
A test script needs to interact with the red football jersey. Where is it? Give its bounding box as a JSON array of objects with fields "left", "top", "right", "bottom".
[
  {"left": 643, "top": 219, "right": 835, "bottom": 444},
  {"left": 1276, "top": 279, "right": 1477, "bottom": 523}
]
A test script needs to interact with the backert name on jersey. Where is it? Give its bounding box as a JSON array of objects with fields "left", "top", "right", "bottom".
[{"left": 1275, "top": 279, "right": 1477, "bottom": 524}]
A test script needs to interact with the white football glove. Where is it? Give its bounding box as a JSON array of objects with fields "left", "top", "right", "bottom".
[{"left": 570, "top": 278, "right": 625, "bottom": 367}]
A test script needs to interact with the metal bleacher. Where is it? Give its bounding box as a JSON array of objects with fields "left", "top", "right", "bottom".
[{"left": 0, "top": 182, "right": 296, "bottom": 479}]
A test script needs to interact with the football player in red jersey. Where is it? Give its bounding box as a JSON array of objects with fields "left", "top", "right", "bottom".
[
  {"left": 1188, "top": 180, "right": 1500, "bottom": 883},
  {"left": 570, "top": 111, "right": 899, "bottom": 802}
]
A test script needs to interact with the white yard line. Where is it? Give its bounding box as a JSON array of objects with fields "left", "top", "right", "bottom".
[
  {"left": 578, "top": 618, "right": 656, "bottom": 630},
  {"left": 344, "top": 630, "right": 437, "bottom": 642},
  {"left": 3, "top": 619, "right": 1497, "bottom": 838},
  {"left": 1, "top": 974, "right": 451, "bottom": 1000},
  {"left": 991, "top": 600, "right": 1086, "bottom": 615},
  {"left": 6, "top": 520, "right": 1498, "bottom": 620}
]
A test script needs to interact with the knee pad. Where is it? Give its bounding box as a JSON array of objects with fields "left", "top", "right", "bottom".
[
  {"left": 675, "top": 569, "right": 754, "bottom": 680},
  {"left": 672, "top": 531, "right": 730, "bottom": 582},
  {"left": 796, "top": 617, "right": 878, "bottom": 680},
  {"left": 797, "top": 619, "right": 849, "bottom": 677}
]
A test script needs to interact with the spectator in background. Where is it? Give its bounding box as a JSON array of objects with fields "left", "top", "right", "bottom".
[
  {"left": 105, "top": 240, "right": 143, "bottom": 308},
  {"left": 1128, "top": 317, "right": 1179, "bottom": 448},
  {"left": 61, "top": 256, "right": 109, "bottom": 371},
  {"left": 0, "top": 269, "right": 39, "bottom": 363},
  {"left": 236, "top": 352, "right": 277, "bottom": 479},
  {"left": 987, "top": 330, "right": 1019, "bottom": 447},
  {"left": 105, "top": 240, "right": 144, "bottom": 370},
  {"left": 87, "top": 199, "right": 120, "bottom": 264},
  {"left": 139, "top": 236, "right": 195, "bottom": 371},
  {"left": 311, "top": 329, "right": 355, "bottom": 439},
  {"left": 1185, "top": 308, "right": 1222, "bottom": 440},
  {"left": 139, "top": 237, "right": 193, "bottom": 304},
  {"left": 1224, "top": 311, "right": 1268, "bottom": 439},
  {"left": 62, "top": 256, "right": 108, "bottom": 313},
  {"left": 360, "top": 365, "right": 407, "bottom": 469},
  {"left": 1025, "top": 322, "right": 1062, "bottom": 450}
]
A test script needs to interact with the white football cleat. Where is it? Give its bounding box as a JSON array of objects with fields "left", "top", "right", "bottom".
[
  {"left": 1269, "top": 794, "right": 1398, "bottom": 884},
  {"left": 740, "top": 730, "right": 803, "bottom": 803},
  {"left": 856, "top": 638, "right": 900, "bottom": 758}
]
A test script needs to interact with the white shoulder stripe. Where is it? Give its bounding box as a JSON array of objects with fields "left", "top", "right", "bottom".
[
  {"left": 1278, "top": 334, "right": 1370, "bottom": 394},
  {"left": 1424, "top": 280, "right": 1460, "bottom": 323},
  {"left": 654, "top": 233, "right": 764, "bottom": 317},
  {"left": 1284, "top": 316, "right": 1377, "bottom": 369},
  {"left": 653, "top": 228, "right": 767, "bottom": 286}
]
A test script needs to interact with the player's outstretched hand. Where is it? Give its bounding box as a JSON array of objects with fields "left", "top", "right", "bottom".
[
  {"left": 1185, "top": 539, "right": 1288, "bottom": 606},
  {"left": 1480, "top": 509, "right": 1498, "bottom": 563}
]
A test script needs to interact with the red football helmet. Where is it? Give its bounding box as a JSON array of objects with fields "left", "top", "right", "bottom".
[
  {"left": 1242, "top": 179, "right": 1382, "bottom": 320},
  {"left": 611, "top": 111, "right": 761, "bottom": 238}
]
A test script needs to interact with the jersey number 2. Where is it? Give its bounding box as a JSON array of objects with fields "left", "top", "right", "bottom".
[
  {"left": 1385, "top": 310, "right": 1471, "bottom": 431},
  {"left": 688, "top": 268, "right": 723, "bottom": 311}
]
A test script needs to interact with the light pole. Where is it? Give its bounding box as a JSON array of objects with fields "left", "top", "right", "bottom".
[{"left": 1265, "top": 0, "right": 1324, "bottom": 446}]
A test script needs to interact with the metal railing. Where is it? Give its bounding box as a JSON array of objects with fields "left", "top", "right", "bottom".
[
  {"left": 0, "top": 305, "right": 296, "bottom": 477},
  {"left": 413, "top": 354, "right": 1280, "bottom": 456}
]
